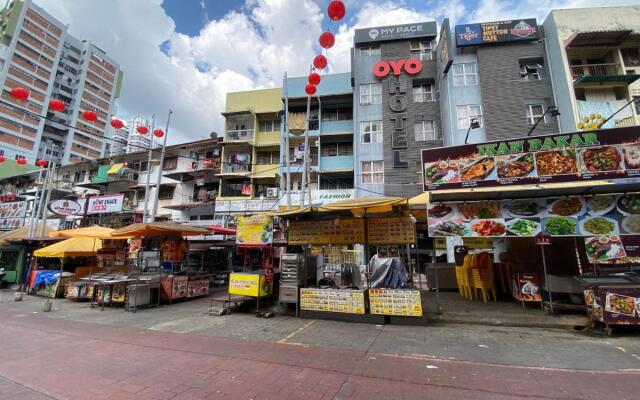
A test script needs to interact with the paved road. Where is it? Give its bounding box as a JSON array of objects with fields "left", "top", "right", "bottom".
[{"left": 1, "top": 294, "right": 639, "bottom": 399}]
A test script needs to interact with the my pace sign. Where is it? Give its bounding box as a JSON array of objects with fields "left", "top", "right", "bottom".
[{"left": 421, "top": 127, "right": 640, "bottom": 191}]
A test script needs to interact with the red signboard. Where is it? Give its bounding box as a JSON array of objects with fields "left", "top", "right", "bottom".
[
  {"left": 373, "top": 59, "right": 422, "bottom": 77},
  {"left": 264, "top": 267, "right": 274, "bottom": 284}
]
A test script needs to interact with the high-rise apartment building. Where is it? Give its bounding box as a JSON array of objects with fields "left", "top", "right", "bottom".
[
  {"left": 125, "top": 116, "right": 151, "bottom": 154},
  {"left": 0, "top": 0, "right": 123, "bottom": 165},
  {"left": 108, "top": 123, "right": 128, "bottom": 156}
]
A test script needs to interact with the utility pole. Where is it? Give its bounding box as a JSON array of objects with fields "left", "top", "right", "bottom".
[
  {"left": 151, "top": 110, "right": 173, "bottom": 222},
  {"left": 38, "top": 162, "right": 56, "bottom": 237},
  {"left": 283, "top": 72, "right": 291, "bottom": 210},
  {"left": 141, "top": 115, "right": 155, "bottom": 222},
  {"left": 28, "top": 146, "right": 48, "bottom": 238},
  {"left": 301, "top": 94, "right": 311, "bottom": 208}
]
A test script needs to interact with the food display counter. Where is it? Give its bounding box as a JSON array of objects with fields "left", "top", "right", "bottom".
[{"left": 576, "top": 276, "right": 640, "bottom": 335}]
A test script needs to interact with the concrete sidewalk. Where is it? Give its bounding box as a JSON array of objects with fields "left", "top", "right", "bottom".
[{"left": 1, "top": 311, "right": 639, "bottom": 400}]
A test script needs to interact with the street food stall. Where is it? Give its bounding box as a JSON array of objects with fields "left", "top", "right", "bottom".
[
  {"left": 0, "top": 222, "right": 59, "bottom": 285},
  {"left": 110, "top": 222, "right": 212, "bottom": 307},
  {"left": 421, "top": 126, "right": 640, "bottom": 331},
  {"left": 271, "top": 197, "right": 424, "bottom": 323}
]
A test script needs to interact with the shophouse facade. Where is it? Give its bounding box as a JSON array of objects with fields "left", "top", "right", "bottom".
[
  {"left": 438, "top": 18, "right": 558, "bottom": 146},
  {"left": 281, "top": 72, "right": 354, "bottom": 208},
  {"left": 543, "top": 6, "right": 640, "bottom": 132},
  {"left": 216, "top": 88, "right": 281, "bottom": 215},
  {"left": 352, "top": 21, "right": 440, "bottom": 199}
]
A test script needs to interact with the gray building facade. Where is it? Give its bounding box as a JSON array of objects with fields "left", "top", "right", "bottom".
[
  {"left": 439, "top": 18, "right": 559, "bottom": 145},
  {"left": 352, "top": 21, "right": 440, "bottom": 198}
]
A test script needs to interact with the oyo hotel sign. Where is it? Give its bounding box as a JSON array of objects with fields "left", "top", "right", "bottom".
[{"left": 373, "top": 59, "right": 424, "bottom": 168}]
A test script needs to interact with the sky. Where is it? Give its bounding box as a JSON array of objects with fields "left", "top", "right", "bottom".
[{"left": 33, "top": 0, "right": 639, "bottom": 145}]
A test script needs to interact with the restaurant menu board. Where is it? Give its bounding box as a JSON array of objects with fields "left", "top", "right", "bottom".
[
  {"left": 288, "top": 218, "right": 365, "bottom": 245},
  {"left": 236, "top": 215, "right": 273, "bottom": 245},
  {"left": 512, "top": 273, "right": 542, "bottom": 302},
  {"left": 300, "top": 288, "right": 366, "bottom": 314},
  {"left": 0, "top": 201, "right": 26, "bottom": 230},
  {"left": 367, "top": 217, "right": 416, "bottom": 245},
  {"left": 584, "top": 286, "right": 640, "bottom": 325},
  {"left": 421, "top": 128, "right": 640, "bottom": 191},
  {"left": 369, "top": 289, "right": 423, "bottom": 317},
  {"left": 428, "top": 194, "right": 640, "bottom": 239}
]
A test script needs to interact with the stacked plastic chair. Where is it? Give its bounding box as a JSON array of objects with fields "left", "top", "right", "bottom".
[{"left": 471, "top": 253, "right": 497, "bottom": 303}]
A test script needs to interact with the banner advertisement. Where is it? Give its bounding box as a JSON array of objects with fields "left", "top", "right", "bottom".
[
  {"left": 78, "top": 194, "right": 124, "bottom": 214},
  {"left": 0, "top": 201, "right": 26, "bottom": 230},
  {"left": 512, "top": 273, "right": 542, "bottom": 302},
  {"left": 427, "top": 194, "right": 640, "bottom": 240},
  {"left": 228, "top": 273, "right": 272, "bottom": 297},
  {"left": 236, "top": 215, "right": 273, "bottom": 245},
  {"left": 300, "top": 289, "right": 366, "bottom": 314},
  {"left": 455, "top": 19, "right": 539, "bottom": 47},
  {"left": 367, "top": 217, "right": 416, "bottom": 245},
  {"left": 422, "top": 127, "right": 640, "bottom": 191},
  {"left": 288, "top": 218, "right": 365, "bottom": 245},
  {"left": 369, "top": 289, "right": 423, "bottom": 316}
]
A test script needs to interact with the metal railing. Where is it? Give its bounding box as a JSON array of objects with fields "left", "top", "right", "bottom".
[
  {"left": 570, "top": 63, "right": 621, "bottom": 79},
  {"left": 222, "top": 162, "right": 251, "bottom": 173},
  {"left": 224, "top": 129, "right": 254, "bottom": 141},
  {"left": 615, "top": 116, "right": 637, "bottom": 127}
]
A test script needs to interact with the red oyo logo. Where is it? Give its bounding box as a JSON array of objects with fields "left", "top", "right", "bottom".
[{"left": 373, "top": 59, "right": 422, "bottom": 78}]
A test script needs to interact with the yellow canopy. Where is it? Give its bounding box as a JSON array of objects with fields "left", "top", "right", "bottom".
[
  {"left": 408, "top": 192, "right": 429, "bottom": 207},
  {"left": 107, "top": 163, "right": 124, "bottom": 174},
  {"left": 49, "top": 226, "right": 129, "bottom": 239},
  {"left": 0, "top": 223, "right": 57, "bottom": 241},
  {"left": 316, "top": 196, "right": 407, "bottom": 214},
  {"left": 267, "top": 206, "right": 313, "bottom": 217},
  {"left": 34, "top": 237, "right": 102, "bottom": 258},
  {"left": 110, "top": 222, "right": 211, "bottom": 238}
]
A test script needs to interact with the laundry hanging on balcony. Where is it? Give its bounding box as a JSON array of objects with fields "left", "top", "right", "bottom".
[
  {"left": 287, "top": 112, "right": 307, "bottom": 132},
  {"left": 231, "top": 153, "right": 251, "bottom": 163}
]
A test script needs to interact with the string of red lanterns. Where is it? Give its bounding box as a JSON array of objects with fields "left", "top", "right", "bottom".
[
  {"left": 48, "top": 99, "right": 65, "bottom": 112},
  {"left": 304, "top": 1, "right": 345, "bottom": 96},
  {"left": 0, "top": 155, "right": 5, "bottom": 163},
  {"left": 153, "top": 128, "right": 164, "bottom": 138},
  {"left": 136, "top": 125, "right": 149, "bottom": 135},
  {"left": 110, "top": 118, "right": 125, "bottom": 129}
]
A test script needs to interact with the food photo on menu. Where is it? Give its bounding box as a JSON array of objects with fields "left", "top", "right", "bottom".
[
  {"left": 623, "top": 144, "right": 640, "bottom": 170},
  {"left": 459, "top": 157, "right": 495, "bottom": 182},
  {"left": 534, "top": 149, "right": 578, "bottom": 176},
  {"left": 496, "top": 153, "right": 536, "bottom": 179},
  {"left": 579, "top": 146, "right": 623, "bottom": 173},
  {"left": 605, "top": 292, "right": 636, "bottom": 317},
  {"left": 423, "top": 161, "right": 460, "bottom": 185},
  {"left": 584, "top": 235, "right": 627, "bottom": 262}
]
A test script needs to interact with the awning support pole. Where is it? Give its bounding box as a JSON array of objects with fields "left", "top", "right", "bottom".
[{"left": 540, "top": 245, "right": 554, "bottom": 314}]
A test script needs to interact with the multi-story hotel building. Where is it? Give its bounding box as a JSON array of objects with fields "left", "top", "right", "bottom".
[{"left": 0, "top": 0, "right": 122, "bottom": 165}]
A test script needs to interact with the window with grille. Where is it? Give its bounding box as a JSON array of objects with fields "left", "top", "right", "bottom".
[
  {"left": 415, "top": 120, "right": 437, "bottom": 141},
  {"left": 163, "top": 157, "right": 178, "bottom": 170},
  {"left": 526, "top": 104, "right": 546, "bottom": 124},
  {"left": 321, "top": 142, "right": 352, "bottom": 156},
  {"left": 321, "top": 107, "right": 353, "bottom": 121},
  {"left": 259, "top": 119, "right": 280, "bottom": 132},
  {"left": 359, "top": 46, "right": 381, "bottom": 57},
  {"left": 361, "top": 161, "right": 384, "bottom": 184},
  {"left": 452, "top": 63, "right": 478, "bottom": 86},
  {"left": 412, "top": 83, "right": 434, "bottom": 102},
  {"left": 410, "top": 41, "right": 433, "bottom": 61},
  {"left": 360, "top": 83, "right": 381, "bottom": 105},
  {"left": 456, "top": 104, "right": 483, "bottom": 129},
  {"left": 360, "top": 121, "right": 382, "bottom": 143}
]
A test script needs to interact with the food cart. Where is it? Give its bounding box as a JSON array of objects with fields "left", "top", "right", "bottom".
[
  {"left": 272, "top": 197, "right": 424, "bottom": 323},
  {"left": 421, "top": 126, "right": 640, "bottom": 331}
]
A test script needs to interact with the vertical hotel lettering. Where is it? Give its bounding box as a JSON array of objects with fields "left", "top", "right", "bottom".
[{"left": 373, "top": 59, "right": 423, "bottom": 168}]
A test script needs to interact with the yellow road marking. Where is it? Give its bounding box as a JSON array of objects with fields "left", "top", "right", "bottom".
[{"left": 278, "top": 320, "right": 315, "bottom": 344}]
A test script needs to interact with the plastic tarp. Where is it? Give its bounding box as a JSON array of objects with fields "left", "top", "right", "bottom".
[
  {"left": 368, "top": 255, "right": 409, "bottom": 289},
  {"left": 0, "top": 223, "right": 57, "bottom": 241},
  {"left": 34, "top": 237, "right": 102, "bottom": 258},
  {"left": 91, "top": 165, "right": 109, "bottom": 184},
  {"left": 34, "top": 271, "right": 73, "bottom": 287},
  {"left": 107, "top": 163, "right": 124, "bottom": 174},
  {"left": 317, "top": 196, "right": 408, "bottom": 214},
  {"left": 287, "top": 112, "right": 307, "bottom": 131},
  {"left": 110, "top": 222, "right": 211, "bottom": 238},
  {"left": 0, "top": 163, "right": 39, "bottom": 181},
  {"left": 408, "top": 192, "right": 429, "bottom": 207}
]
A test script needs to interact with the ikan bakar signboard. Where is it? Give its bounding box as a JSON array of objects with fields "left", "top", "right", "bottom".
[{"left": 421, "top": 127, "right": 640, "bottom": 191}]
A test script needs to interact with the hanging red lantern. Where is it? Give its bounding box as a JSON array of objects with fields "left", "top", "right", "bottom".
[
  {"left": 319, "top": 31, "right": 335, "bottom": 49},
  {"left": 110, "top": 118, "right": 125, "bottom": 129},
  {"left": 10, "top": 87, "right": 29, "bottom": 101},
  {"left": 123, "top": 162, "right": 129, "bottom": 168},
  {"left": 48, "top": 99, "right": 65, "bottom": 112},
  {"left": 313, "top": 54, "right": 328, "bottom": 69},
  {"left": 82, "top": 110, "right": 97, "bottom": 121},
  {"left": 136, "top": 125, "right": 149, "bottom": 135},
  {"left": 0, "top": 155, "right": 5, "bottom": 163},
  {"left": 153, "top": 128, "right": 164, "bottom": 138},
  {"left": 36, "top": 159, "right": 47, "bottom": 167},
  {"left": 16, "top": 157, "right": 27, "bottom": 165},
  {"left": 305, "top": 84, "right": 317, "bottom": 96},
  {"left": 308, "top": 72, "right": 321, "bottom": 85},
  {"left": 327, "top": 1, "right": 346, "bottom": 21}
]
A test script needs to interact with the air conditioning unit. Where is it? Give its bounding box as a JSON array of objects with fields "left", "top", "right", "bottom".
[{"left": 266, "top": 188, "right": 278, "bottom": 198}]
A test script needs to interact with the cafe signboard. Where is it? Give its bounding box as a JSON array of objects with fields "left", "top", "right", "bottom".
[
  {"left": 455, "top": 19, "right": 539, "bottom": 47},
  {"left": 422, "top": 127, "right": 640, "bottom": 191},
  {"left": 288, "top": 218, "right": 365, "bottom": 245}
]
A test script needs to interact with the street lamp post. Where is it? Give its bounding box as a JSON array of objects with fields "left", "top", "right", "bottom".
[
  {"left": 527, "top": 106, "right": 561, "bottom": 136},
  {"left": 464, "top": 118, "right": 481, "bottom": 144},
  {"left": 151, "top": 110, "right": 173, "bottom": 222}
]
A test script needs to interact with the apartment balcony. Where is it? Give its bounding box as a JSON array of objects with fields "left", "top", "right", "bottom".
[
  {"left": 254, "top": 131, "right": 280, "bottom": 146},
  {"left": 219, "top": 162, "right": 251, "bottom": 176},
  {"left": 252, "top": 164, "right": 279, "bottom": 178},
  {"left": 615, "top": 116, "right": 639, "bottom": 128},
  {"left": 319, "top": 155, "right": 354, "bottom": 172},
  {"left": 570, "top": 63, "right": 640, "bottom": 87},
  {"left": 320, "top": 119, "right": 353, "bottom": 135},
  {"left": 224, "top": 129, "right": 254, "bottom": 143}
]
